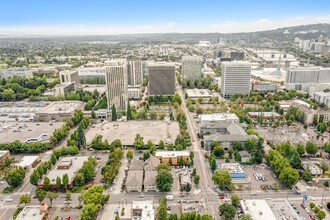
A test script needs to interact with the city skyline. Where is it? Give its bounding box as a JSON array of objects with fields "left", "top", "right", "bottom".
[{"left": 0, "top": 0, "right": 329, "bottom": 36}]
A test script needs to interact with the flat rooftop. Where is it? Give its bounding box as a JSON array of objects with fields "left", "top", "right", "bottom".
[
  {"left": 248, "top": 112, "right": 281, "bottom": 117},
  {"left": 36, "top": 101, "right": 82, "bottom": 114},
  {"left": 16, "top": 156, "right": 39, "bottom": 168},
  {"left": 186, "top": 89, "right": 213, "bottom": 98},
  {"left": 86, "top": 121, "right": 180, "bottom": 146},
  {"left": 217, "top": 163, "right": 245, "bottom": 176},
  {"left": 198, "top": 113, "right": 239, "bottom": 122},
  {"left": 132, "top": 201, "right": 155, "bottom": 220},
  {"left": 293, "top": 99, "right": 310, "bottom": 108},
  {"left": 155, "top": 151, "right": 189, "bottom": 158},
  {"left": 41, "top": 156, "right": 89, "bottom": 185},
  {"left": 81, "top": 84, "right": 106, "bottom": 94},
  {"left": 0, "top": 122, "right": 65, "bottom": 144},
  {"left": 240, "top": 199, "right": 302, "bottom": 220},
  {"left": 15, "top": 206, "right": 45, "bottom": 220}
]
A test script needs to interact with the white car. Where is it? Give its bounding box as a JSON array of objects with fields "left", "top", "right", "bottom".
[
  {"left": 5, "top": 198, "right": 13, "bottom": 202},
  {"left": 64, "top": 201, "right": 71, "bottom": 204},
  {"left": 305, "top": 208, "right": 310, "bottom": 213},
  {"left": 309, "top": 196, "right": 315, "bottom": 201}
]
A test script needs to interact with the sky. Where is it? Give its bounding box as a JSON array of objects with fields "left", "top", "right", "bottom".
[{"left": 0, "top": 0, "right": 329, "bottom": 36}]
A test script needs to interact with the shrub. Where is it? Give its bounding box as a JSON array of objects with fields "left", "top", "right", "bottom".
[
  {"left": 310, "top": 202, "right": 315, "bottom": 208},
  {"left": 77, "top": 205, "right": 83, "bottom": 209},
  {"left": 13, "top": 207, "right": 24, "bottom": 219}
]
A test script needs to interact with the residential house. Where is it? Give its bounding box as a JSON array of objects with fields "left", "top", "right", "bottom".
[
  {"left": 126, "top": 170, "right": 143, "bottom": 192},
  {"left": 144, "top": 155, "right": 160, "bottom": 171},
  {"left": 130, "top": 160, "right": 144, "bottom": 171},
  {"left": 144, "top": 171, "right": 157, "bottom": 192}
]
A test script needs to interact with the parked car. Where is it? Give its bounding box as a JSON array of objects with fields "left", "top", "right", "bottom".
[
  {"left": 305, "top": 208, "right": 310, "bottom": 214},
  {"left": 5, "top": 198, "right": 13, "bottom": 202},
  {"left": 309, "top": 214, "right": 315, "bottom": 220},
  {"left": 301, "top": 204, "right": 306, "bottom": 209},
  {"left": 219, "top": 196, "right": 225, "bottom": 199},
  {"left": 177, "top": 200, "right": 181, "bottom": 203},
  {"left": 317, "top": 204, "right": 323, "bottom": 209},
  {"left": 64, "top": 201, "right": 71, "bottom": 204},
  {"left": 309, "top": 196, "right": 315, "bottom": 201}
]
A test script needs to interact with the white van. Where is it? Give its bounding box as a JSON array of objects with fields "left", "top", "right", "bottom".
[{"left": 166, "top": 195, "right": 174, "bottom": 201}]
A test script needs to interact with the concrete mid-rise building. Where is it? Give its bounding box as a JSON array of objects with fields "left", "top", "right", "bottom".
[
  {"left": 251, "top": 81, "right": 276, "bottom": 92},
  {"left": 182, "top": 56, "right": 203, "bottom": 80},
  {"left": 148, "top": 63, "right": 175, "bottom": 96},
  {"left": 285, "top": 67, "right": 330, "bottom": 85},
  {"left": 221, "top": 61, "right": 251, "bottom": 98},
  {"left": 0, "top": 67, "right": 33, "bottom": 79},
  {"left": 105, "top": 60, "right": 128, "bottom": 111},
  {"left": 128, "top": 61, "right": 143, "bottom": 86},
  {"left": 59, "top": 69, "right": 79, "bottom": 89},
  {"left": 78, "top": 67, "right": 106, "bottom": 81}
]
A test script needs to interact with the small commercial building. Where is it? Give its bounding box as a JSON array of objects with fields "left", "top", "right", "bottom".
[
  {"left": 155, "top": 151, "right": 190, "bottom": 165},
  {"left": 38, "top": 156, "right": 89, "bottom": 190},
  {"left": 240, "top": 199, "right": 302, "bottom": 220},
  {"left": 16, "top": 156, "right": 40, "bottom": 171},
  {"left": 239, "top": 151, "right": 251, "bottom": 163},
  {"left": 128, "top": 85, "right": 141, "bottom": 100},
  {"left": 303, "top": 162, "right": 323, "bottom": 175},
  {"left": 199, "top": 122, "right": 247, "bottom": 135},
  {"left": 95, "top": 109, "right": 110, "bottom": 119},
  {"left": 132, "top": 201, "right": 155, "bottom": 220},
  {"left": 198, "top": 113, "right": 239, "bottom": 124},
  {"left": 203, "top": 123, "right": 258, "bottom": 150},
  {"left": 216, "top": 163, "right": 246, "bottom": 178},
  {"left": 251, "top": 81, "right": 276, "bottom": 92},
  {"left": 126, "top": 170, "right": 143, "bottom": 192},
  {"left": 35, "top": 101, "right": 83, "bottom": 122},
  {"left": 247, "top": 112, "right": 282, "bottom": 120},
  {"left": 16, "top": 203, "right": 49, "bottom": 220},
  {"left": 186, "top": 89, "right": 213, "bottom": 98}
]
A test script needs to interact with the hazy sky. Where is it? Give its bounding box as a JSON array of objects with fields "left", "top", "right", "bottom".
[{"left": 0, "top": 0, "right": 330, "bottom": 35}]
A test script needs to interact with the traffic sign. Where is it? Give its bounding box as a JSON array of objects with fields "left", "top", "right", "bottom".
[{"left": 303, "top": 195, "right": 307, "bottom": 200}]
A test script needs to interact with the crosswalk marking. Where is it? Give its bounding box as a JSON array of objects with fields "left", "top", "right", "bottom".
[{"left": 0, "top": 205, "right": 17, "bottom": 209}]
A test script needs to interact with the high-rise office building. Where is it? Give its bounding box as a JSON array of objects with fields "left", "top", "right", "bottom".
[
  {"left": 148, "top": 63, "right": 175, "bottom": 96},
  {"left": 105, "top": 59, "right": 128, "bottom": 111},
  {"left": 128, "top": 61, "right": 143, "bottom": 86},
  {"left": 230, "top": 51, "right": 245, "bottom": 61},
  {"left": 221, "top": 61, "right": 251, "bottom": 99},
  {"left": 182, "top": 56, "right": 203, "bottom": 80}
]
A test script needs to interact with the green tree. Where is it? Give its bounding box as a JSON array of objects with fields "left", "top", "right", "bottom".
[
  {"left": 158, "top": 163, "right": 171, "bottom": 172},
  {"left": 91, "top": 110, "right": 96, "bottom": 119},
  {"left": 305, "top": 141, "right": 318, "bottom": 156},
  {"left": 56, "top": 176, "right": 62, "bottom": 189},
  {"left": 127, "top": 101, "right": 132, "bottom": 120},
  {"left": 194, "top": 175, "right": 200, "bottom": 185},
  {"left": 240, "top": 214, "right": 253, "bottom": 220},
  {"left": 62, "top": 173, "right": 69, "bottom": 190},
  {"left": 30, "top": 170, "right": 40, "bottom": 186},
  {"left": 231, "top": 194, "right": 240, "bottom": 207},
  {"left": 126, "top": 149, "right": 133, "bottom": 161},
  {"left": 80, "top": 203, "right": 99, "bottom": 220},
  {"left": 278, "top": 167, "right": 299, "bottom": 188},
  {"left": 317, "top": 211, "right": 326, "bottom": 219},
  {"left": 45, "top": 191, "right": 59, "bottom": 207},
  {"left": 82, "top": 185, "right": 104, "bottom": 205},
  {"left": 35, "top": 189, "right": 46, "bottom": 203},
  {"left": 212, "top": 170, "right": 232, "bottom": 190},
  {"left": 111, "top": 104, "right": 117, "bottom": 121},
  {"left": 158, "top": 140, "right": 165, "bottom": 149},
  {"left": 323, "top": 143, "right": 330, "bottom": 155},
  {"left": 74, "top": 172, "right": 85, "bottom": 186},
  {"left": 219, "top": 203, "right": 237, "bottom": 220},
  {"left": 19, "top": 194, "right": 31, "bottom": 207},
  {"left": 210, "top": 141, "right": 220, "bottom": 151},
  {"left": 5, "top": 166, "right": 26, "bottom": 188},
  {"left": 156, "top": 197, "right": 168, "bottom": 220},
  {"left": 213, "top": 145, "right": 225, "bottom": 156},
  {"left": 77, "top": 124, "right": 86, "bottom": 150},
  {"left": 296, "top": 144, "right": 305, "bottom": 156},
  {"left": 149, "top": 110, "right": 157, "bottom": 120},
  {"left": 156, "top": 170, "right": 173, "bottom": 192},
  {"left": 43, "top": 177, "right": 51, "bottom": 190},
  {"left": 302, "top": 170, "right": 313, "bottom": 182},
  {"left": 134, "top": 135, "right": 145, "bottom": 150},
  {"left": 66, "top": 191, "right": 71, "bottom": 201},
  {"left": 227, "top": 148, "right": 234, "bottom": 157},
  {"left": 233, "top": 141, "right": 243, "bottom": 151},
  {"left": 51, "top": 153, "right": 57, "bottom": 165},
  {"left": 115, "top": 215, "right": 120, "bottom": 220},
  {"left": 323, "top": 180, "right": 329, "bottom": 187}
]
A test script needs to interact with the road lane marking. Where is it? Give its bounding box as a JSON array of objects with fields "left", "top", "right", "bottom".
[{"left": 0, "top": 208, "right": 9, "bottom": 219}]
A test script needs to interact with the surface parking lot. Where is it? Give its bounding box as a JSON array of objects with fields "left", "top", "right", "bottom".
[{"left": 244, "top": 165, "right": 281, "bottom": 190}]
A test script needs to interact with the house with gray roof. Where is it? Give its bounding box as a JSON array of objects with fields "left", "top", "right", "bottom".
[
  {"left": 144, "top": 155, "right": 160, "bottom": 171},
  {"left": 130, "top": 160, "right": 144, "bottom": 171},
  {"left": 144, "top": 171, "right": 158, "bottom": 192},
  {"left": 126, "top": 170, "right": 143, "bottom": 192}
]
